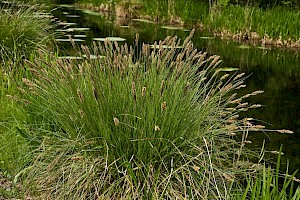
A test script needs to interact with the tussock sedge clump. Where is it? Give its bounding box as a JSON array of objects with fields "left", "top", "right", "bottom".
[
  {"left": 0, "top": 3, "right": 54, "bottom": 65},
  {"left": 16, "top": 32, "right": 295, "bottom": 199}
]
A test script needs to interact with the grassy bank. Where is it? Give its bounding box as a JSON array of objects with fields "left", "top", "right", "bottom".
[
  {"left": 0, "top": 3, "right": 55, "bottom": 198},
  {"left": 74, "top": 0, "right": 300, "bottom": 48}
]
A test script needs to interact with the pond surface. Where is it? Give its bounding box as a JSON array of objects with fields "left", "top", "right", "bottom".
[{"left": 3, "top": 2, "right": 297, "bottom": 174}]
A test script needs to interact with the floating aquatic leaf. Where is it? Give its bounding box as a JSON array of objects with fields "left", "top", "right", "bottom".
[
  {"left": 132, "top": 19, "right": 155, "bottom": 24},
  {"left": 161, "top": 26, "right": 183, "bottom": 30},
  {"left": 59, "top": 22, "right": 77, "bottom": 26},
  {"left": 93, "top": 37, "right": 126, "bottom": 42},
  {"left": 74, "top": 35, "right": 87, "bottom": 38},
  {"left": 57, "top": 4, "right": 75, "bottom": 8},
  {"left": 55, "top": 29, "right": 74, "bottom": 32},
  {"left": 56, "top": 38, "right": 85, "bottom": 42},
  {"left": 149, "top": 44, "right": 183, "bottom": 49},
  {"left": 66, "top": 15, "right": 81, "bottom": 18},
  {"left": 68, "top": 27, "right": 90, "bottom": 31},
  {"left": 257, "top": 46, "right": 271, "bottom": 50},
  {"left": 81, "top": 10, "right": 101, "bottom": 16},
  {"left": 239, "top": 45, "right": 250, "bottom": 49},
  {"left": 219, "top": 67, "right": 239, "bottom": 72},
  {"left": 199, "top": 36, "right": 214, "bottom": 40},
  {"left": 35, "top": 12, "right": 51, "bottom": 16}
]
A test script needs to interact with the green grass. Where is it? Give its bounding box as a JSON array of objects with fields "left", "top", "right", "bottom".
[
  {"left": 0, "top": 3, "right": 55, "bottom": 64},
  {"left": 235, "top": 148, "right": 300, "bottom": 200},
  {"left": 0, "top": 3, "right": 55, "bottom": 198},
  {"left": 208, "top": 5, "right": 300, "bottom": 40},
  {"left": 13, "top": 33, "right": 268, "bottom": 199}
]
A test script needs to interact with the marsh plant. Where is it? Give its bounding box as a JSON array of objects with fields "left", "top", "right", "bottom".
[
  {"left": 16, "top": 32, "right": 287, "bottom": 199},
  {"left": 0, "top": 3, "right": 54, "bottom": 65}
]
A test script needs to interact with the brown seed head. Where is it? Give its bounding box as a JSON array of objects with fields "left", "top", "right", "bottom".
[
  {"left": 142, "top": 87, "right": 146, "bottom": 97},
  {"left": 236, "top": 103, "right": 248, "bottom": 109},
  {"left": 220, "top": 74, "right": 229, "bottom": 81},
  {"left": 135, "top": 33, "right": 139, "bottom": 46},
  {"left": 251, "top": 90, "right": 264, "bottom": 96},
  {"left": 154, "top": 125, "right": 160, "bottom": 131},
  {"left": 22, "top": 78, "right": 37, "bottom": 88},
  {"left": 78, "top": 109, "right": 85, "bottom": 118},
  {"left": 132, "top": 82, "right": 136, "bottom": 99},
  {"left": 235, "top": 84, "right": 247, "bottom": 90},
  {"left": 192, "top": 165, "right": 200, "bottom": 172},
  {"left": 277, "top": 129, "right": 294, "bottom": 134},
  {"left": 226, "top": 132, "right": 236, "bottom": 136},
  {"left": 249, "top": 125, "right": 265, "bottom": 131},
  {"left": 6, "top": 95, "right": 19, "bottom": 101},
  {"left": 160, "top": 80, "right": 165, "bottom": 96},
  {"left": 161, "top": 101, "right": 167, "bottom": 112},
  {"left": 249, "top": 104, "right": 262, "bottom": 109},
  {"left": 77, "top": 89, "right": 84, "bottom": 103},
  {"left": 226, "top": 125, "right": 238, "bottom": 131},
  {"left": 233, "top": 73, "right": 245, "bottom": 81},
  {"left": 113, "top": 117, "right": 119, "bottom": 126}
]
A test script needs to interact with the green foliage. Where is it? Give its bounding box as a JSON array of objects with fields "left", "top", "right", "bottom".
[
  {"left": 235, "top": 149, "right": 300, "bottom": 200},
  {"left": 16, "top": 34, "right": 264, "bottom": 198},
  {"left": 0, "top": 3, "right": 54, "bottom": 64}
]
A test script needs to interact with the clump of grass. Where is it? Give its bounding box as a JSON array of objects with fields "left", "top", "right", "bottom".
[
  {"left": 233, "top": 147, "right": 300, "bottom": 200},
  {"left": 0, "top": 3, "right": 54, "bottom": 65},
  {"left": 18, "top": 33, "right": 272, "bottom": 198}
]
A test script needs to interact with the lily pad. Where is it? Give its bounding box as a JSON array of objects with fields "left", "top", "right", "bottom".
[
  {"left": 161, "top": 26, "right": 183, "bottom": 30},
  {"left": 56, "top": 38, "right": 85, "bottom": 42},
  {"left": 57, "top": 4, "right": 75, "bottom": 8},
  {"left": 149, "top": 44, "right": 183, "bottom": 49},
  {"left": 82, "top": 10, "right": 101, "bottom": 16},
  {"left": 35, "top": 12, "right": 51, "bottom": 16},
  {"left": 132, "top": 19, "right": 155, "bottom": 24},
  {"left": 257, "top": 46, "right": 271, "bottom": 50},
  {"left": 66, "top": 15, "right": 81, "bottom": 18},
  {"left": 68, "top": 27, "right": 90, "bottom": 31},
  {"left": 219, "top": 67, "right": 239, "bottom": 72},
  {"left": 238, "top": 45, "right": 250, "bottom": 49},
  {"left": 59, "top": 22, "right": 77, "bottom": 26},
  {"left": 55, "top": 29, "right": 74, "bottom": 32},
  {"left": 199, "top": 36, "right": 214, "bottom": 40},
  {"left": 93, "top": 37, "right": 126, "bottom": 42},
  {"left": 74, "top": 34, "right": 87, "bottom": 38}
]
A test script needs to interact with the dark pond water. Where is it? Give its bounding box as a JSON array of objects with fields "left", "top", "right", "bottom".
[{"left": 51, "top": 4, "right": 300, "bottom": 175}]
